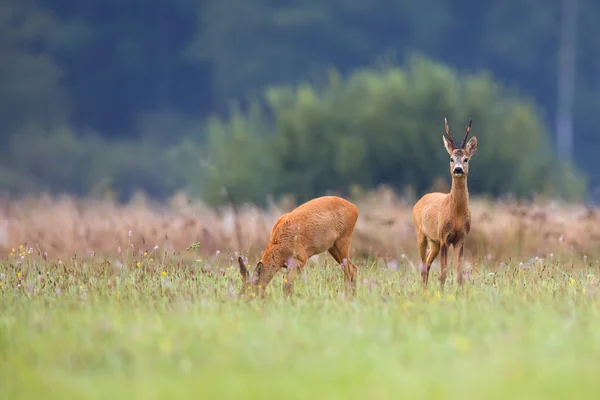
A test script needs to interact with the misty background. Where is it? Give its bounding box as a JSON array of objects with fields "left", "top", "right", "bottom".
[{"left": 1, "top": 0, "right": 597, "bottom": 206}]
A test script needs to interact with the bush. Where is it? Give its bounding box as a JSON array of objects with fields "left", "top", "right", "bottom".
[{"left": 181, "top": 54, "right": 586, "bottom": 205}]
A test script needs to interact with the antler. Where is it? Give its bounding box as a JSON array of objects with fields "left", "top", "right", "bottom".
[
  {"left": 460, "top": 118, "right": 472, "bottom": 149},
  {"left": 444, "top": 117, "right": 456, "bottom": 149}
]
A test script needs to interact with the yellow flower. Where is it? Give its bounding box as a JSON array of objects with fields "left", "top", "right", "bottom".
[
  {"left": 453, "top": 336, "right": 471, "bottom": 353},
  {"left": 150, "top": 258, "right": 154, "bottom": 262},
  {"left": 283, "top": 279, "right": 288, "bottom": 283},
  {"left": 446, "top": 294, "right": 455, "bottom": 302},
  {"left": 143, "top": 252, "right": 148, "bottom": 256},
  {"left": 11, "top": 248, "right": 15, "bottom": 253},
  {"left": 16, "top": 272, "right": 21, "bottom": 277},
  {"left": 161, "top": 271, "right": 166, "bottom": 276},
  {"left": 251, "top": 293, "right": 256, "bottom": 297},
  {"left": 79, "top": 285, "right": 83, "bottom": 290},
  {"left": 160, "top": 338, "right": 172, "bottom": 354},
  {"left": 435, "top": 290, "right": 441, "bottom": 298},
  {"left": 136, "top": 262, "right": 141, "bottom": 268},
  {"left": 19, "top": 244, "right": 23, "bottom": 249}
]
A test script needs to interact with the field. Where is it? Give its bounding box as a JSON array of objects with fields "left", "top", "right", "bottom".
[{"left": 2, "top": 187, "right": 600, "bottom": 399}]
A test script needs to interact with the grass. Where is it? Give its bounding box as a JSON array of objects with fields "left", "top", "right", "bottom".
[{"left": 1, "top": 247, "right": 600, "bottom": 399}]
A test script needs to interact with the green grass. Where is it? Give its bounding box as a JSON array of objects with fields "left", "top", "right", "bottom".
[{"left": 1, "top": 249, "right": 600, "bottom": 399}]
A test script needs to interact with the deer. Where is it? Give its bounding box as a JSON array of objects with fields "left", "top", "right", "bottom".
[
  {"left": 412, "top": 117, "right": 478, "bottom": 291},
  {"left": 237, "top": 195, "right": 359, "bottom": 299}
]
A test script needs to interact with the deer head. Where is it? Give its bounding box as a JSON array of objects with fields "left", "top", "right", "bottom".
[
  {"left": 237, "top": 256, "right": 265, "bottom": 298},
  {"left": 442, "top": 118, "right": 478, "bottom": 178}
]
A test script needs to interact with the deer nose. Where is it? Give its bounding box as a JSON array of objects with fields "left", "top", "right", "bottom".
[{"left": 453, "top": 166, "right": 464, "bottom": 175}]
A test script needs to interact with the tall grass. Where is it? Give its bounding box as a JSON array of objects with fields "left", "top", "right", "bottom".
[{"left": 1, "top": 186, "right": 599, "bottom": 262}]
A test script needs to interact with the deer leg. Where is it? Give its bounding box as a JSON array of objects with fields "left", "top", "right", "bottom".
[
  {"left": 455, "top": 242, "right": 465, "bottom": 286},
  {"left": 423, "top": 241, "right": 440, "bottom": 288},
  {"left": 329, "top": 238, "right": 358, "bottom": 297},
  {"left": 439, "top": 244, "right": 449, "bottom": 292},
  {"left": 417, "top": 232, "right": 428, "bottom": 273},
  {"left": 283, "top": 256, "right": 306, "bottom": 299}
]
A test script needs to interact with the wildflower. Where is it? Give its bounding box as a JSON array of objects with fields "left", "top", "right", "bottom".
[
  {"left": 161, "top": 271, "right": 166, "bottom": 276},
  {"left": 11, "top": 248, "right": 15, "bottom": 253},
  {"left": 16, "top": 272, "right": 21, "bottom": 277},
  {"left": 0, "top": 273, "right": 4, "bottom": 280},
  {"left": 150, "top": 258, "right": 154, "bottom": 262},
  {"left": 154, "top": 245, "right": 159, "bottom": 250},
  {"left": 143, "top": 252, "right": 148, "bottom": 256},
  {"left": 453, "top": 336, "right": 471, "bottom": 353},
  {"left": 19, "top": 244, "right": 23, "bottom": 249},
  {"left": 118, "top": 246, "right": 121, "bottom": 254},
  {"left": 136, "top": 262, "right": 141, "bottom": 268},
  {"left": 283, "top": 279, "right": 288, "bottom": 283},
  {"left": 216, "top": 250, "right": 220, "bottom": 256},
  {"left": 160, "top": 338, "right": 172, "bottom": 354},
  {"left": 128, "top": 230, "right": 132, "bottom": 237},
  {"left": 79, "top": 285, "right": 83, "bottom": 290}
]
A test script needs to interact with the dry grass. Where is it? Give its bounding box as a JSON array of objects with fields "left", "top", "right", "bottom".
[{"left": 1, "top": 186, "right": 599, "bottom": 264}]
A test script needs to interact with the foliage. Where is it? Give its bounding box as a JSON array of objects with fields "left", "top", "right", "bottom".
[
  {"left": 192, "top": 56, "right": 586, "bottom": 204},
  {"left": 1, "top": 0, "right": 599, "bottom": 201}
]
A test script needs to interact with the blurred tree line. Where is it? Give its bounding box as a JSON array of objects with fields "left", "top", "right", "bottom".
[{"left": 0, "top": 0, "right": 596, "bottom": 204}]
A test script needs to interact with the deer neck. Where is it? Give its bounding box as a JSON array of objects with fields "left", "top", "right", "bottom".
[{"left": 448, "top": 176, "right": 469, "bottom": 214}]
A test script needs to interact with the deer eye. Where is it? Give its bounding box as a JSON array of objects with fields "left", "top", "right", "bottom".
[
  {"left": 450, "top": 158, "right": 454, "bottom": 163},
  {"left": 464, "top": 158, "right": 468, "bottom": 163}
]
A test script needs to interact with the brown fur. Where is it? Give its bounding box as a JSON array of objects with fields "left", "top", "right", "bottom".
[
  {"left": 412, "top": 118, "right": 478, "bottom": 290},
  {"left": 238, "top": 196, "right": 359, "bottom": 298}
]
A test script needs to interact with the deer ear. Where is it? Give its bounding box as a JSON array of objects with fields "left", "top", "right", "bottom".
[
  {"left": 465, "top": 136, "right": 478, "bottom": 155},
  {"left": 238, "top": 256, "right": 249, "bottom": 281},
  {"left": 442, "top": 136, "right": 454, "bottom": 155}
]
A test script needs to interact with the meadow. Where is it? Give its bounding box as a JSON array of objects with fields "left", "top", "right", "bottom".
[{"left": 1, "top": 187, "right": 600, "bottom": 399}]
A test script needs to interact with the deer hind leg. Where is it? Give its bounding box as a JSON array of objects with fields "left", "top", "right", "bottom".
[
  {"left": 422, "top": 240, "right": 440, "bottom": 288},
  {"left": 439, "top": 244, "right": 449, "bottom": 292},
  {"left": 329, "top": 237, "right": 358, "bottom": 297},
  {"left": 283, "top": 255, "right": 306, "bottom": 299},
  {"left": 417, "top": 232, "right": 428, "bottom": 272}
]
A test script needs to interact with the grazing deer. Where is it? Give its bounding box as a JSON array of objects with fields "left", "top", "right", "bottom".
[
  {"left": 412, "top": 118, "right": 478, "bottom": 290},
  {"left": 237, "top": 196, "right": 359, "bottom": 298}
]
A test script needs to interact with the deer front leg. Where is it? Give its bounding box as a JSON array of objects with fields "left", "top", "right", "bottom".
[
  {"left": 283, "top": 258, "right": 306, "bottom": 299},
  {"left": 439, "top": 244, "right": 448, "bottom": 292},
  {"left": 455, "top": 242, "right": 465, "bottom": 286}
]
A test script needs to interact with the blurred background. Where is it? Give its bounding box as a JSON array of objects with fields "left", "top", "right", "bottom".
[{"left": 1, "top": 0, "right": 598, "bottom": 207}]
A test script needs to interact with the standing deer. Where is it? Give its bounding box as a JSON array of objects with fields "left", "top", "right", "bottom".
[
  {"left": 237, "top": 196, "right": 359, "bottom": 298},
  {"left": 412, "top": 117, "right": 478, "bottom": 290}
]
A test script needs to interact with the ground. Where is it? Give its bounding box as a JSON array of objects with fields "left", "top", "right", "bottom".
[{"left": 1, "top": 248, "right": 599, "bottom": 400}]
